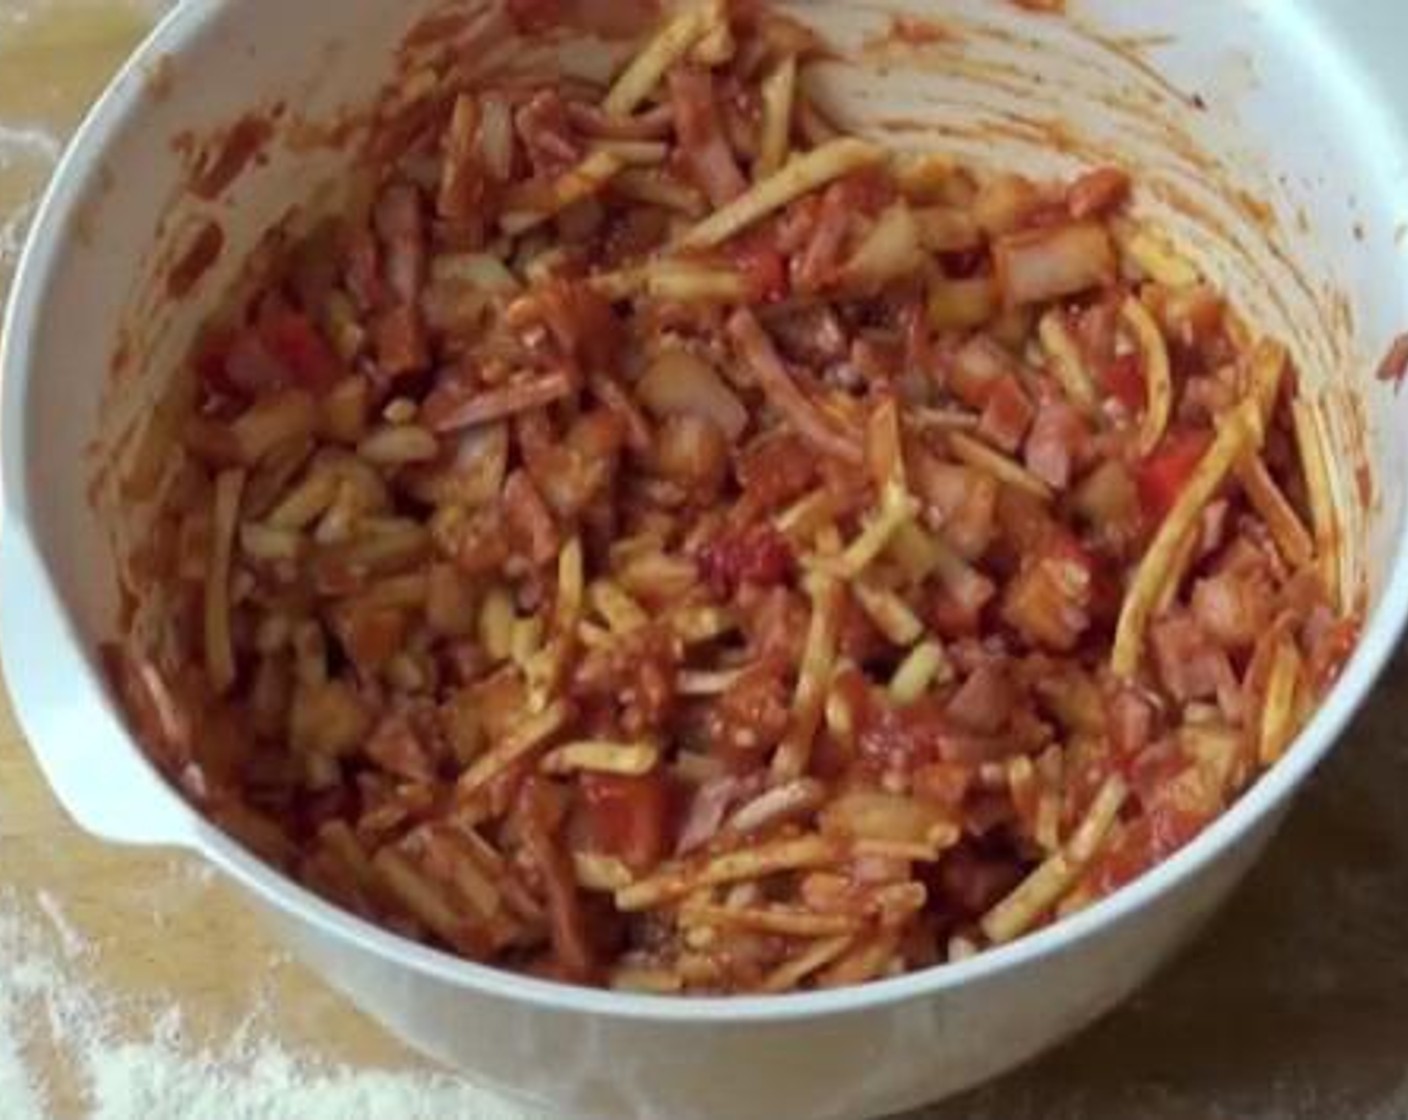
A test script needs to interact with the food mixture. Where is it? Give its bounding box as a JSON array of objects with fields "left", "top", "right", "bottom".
[{"left": 111, "top": 0, "right": 1359, "bottom": 993}]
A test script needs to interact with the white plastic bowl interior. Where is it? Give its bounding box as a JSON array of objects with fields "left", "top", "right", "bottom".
[{"left": 5, "top": 2, "right": 1408, "bottom": 1119}]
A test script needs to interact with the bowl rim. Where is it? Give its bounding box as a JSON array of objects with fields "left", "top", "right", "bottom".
[{"left": 6, "top": 0, "right": 1408, "bottom": 1025}]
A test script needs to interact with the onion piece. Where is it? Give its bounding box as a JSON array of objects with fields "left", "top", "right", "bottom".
[
  {"left": 431, "top": 253, "right": 521, "bottom": 294},
  {"left": 994, "top": 221, "right": 1116, "bottom": 307},
  {"left": 928, "top": 277, "right": 998, "bottom": 330},
  {"left": 821, "top": 790, "right": 955, "bottom": 847},
  {"left": 477, "top": 92, "right": 515, "bottom": 181},
  {"left": 914, "top": 205, "right": 981, "bottom": 252},
  {"left": 637, "top": 349, "right": 749, "bottom": 439},
  {"left": 834, "top": 203, "right": 926, "bottom": 295}
]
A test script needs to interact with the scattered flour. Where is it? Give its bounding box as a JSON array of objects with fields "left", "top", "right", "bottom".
[
  {"left": 35, "top": 891, "right": 87, "bottom": 960},
  {"left": 0, "top": 891, "right": 545, "bottom": 1120}
]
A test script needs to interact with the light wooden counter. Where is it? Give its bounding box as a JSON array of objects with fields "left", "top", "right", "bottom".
[{"left": 3, "top": 3, "right": 1408, "bottom": 1118}]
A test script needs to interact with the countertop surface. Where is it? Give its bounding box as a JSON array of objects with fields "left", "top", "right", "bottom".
[{"left": 4, "top": 3, "right": 1408, "bottom": 1118}]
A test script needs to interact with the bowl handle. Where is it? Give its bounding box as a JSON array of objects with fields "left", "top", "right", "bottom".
[{"left": 0, "top": 528, "right": 197, "bottom": 848}]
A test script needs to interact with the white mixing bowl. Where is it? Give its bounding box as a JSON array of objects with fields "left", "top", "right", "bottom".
[{"left": 4, "top": 2, "right": 1408, "bottom": 1117}]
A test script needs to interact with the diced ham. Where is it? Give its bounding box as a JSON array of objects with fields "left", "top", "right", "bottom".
[
  {"left": 793, "top": 181, "right": 854, "bottom": 293},
  {"left": 1193, "top": 501, "right": 1227, "bottom": 560},
  {"left": 978, "top": 374, "right": 1035, "bottom": 454},
  {"left": 1192, "top": 567, "right": 1272, "bottom": 651},
  {"left": 727, "top": 232, "right": 790, "bottom": 303},
  {"left": 1001, "top": 538, "right": 1094, "bottom": 652},
  {"left": 912, "top": 454, "right": 998, "bottom": 560},
  {"left": 502, "top": 470, "right": 561, "bottom": 566},
  {"left": 946, "top": 663, "right": 1015, "bottom": 735},
  {"left": 1107, "top": 685, "right": 1156, "bottom": 757},
  {"left": 345, "top": 228, "right": 383, "bottom": 312},
  {"left": 742, "top": 585, "right": 810, "bottom": 665},
  {"left": 728, "top": 309, "right": 864, "bottom": 464},
  {"left": 374, "top": 183, "right": 427, "bottom": 306},
  {"left": 372, "top": 305, "right": 429, "bottom": 378},
  {"left": 511, "top": 279, "right": 622, "bottom": 376},
  {"left": 566, "top": 100, "right": 674, "bottom": 140},
  {"left": 1180, "top": 374, "right": 1237, "bottom": 424},
  {"left": 736, "top": 431, "right": 819, "bottom": 509},
  {"left": 220, "top": 329, "right": 288, "bottom": 397},
  {"left": 708, "top": 663, "right": 792, "bottom": 759},
  {"left": 676, "top": 774, "right": 748, "bottom": 854},
  {"left": 1149, "top": 612, "right": 1240, "bottom": 706},
  {"left": 365, "top": 712, "right": 436, "bottom": 783},
  {"left": 927, "top": 560, "right": 997, "bottom": 639},
  {"left": 1024, "top": 398, "right": 1089, "bottom": 490},
  {"left": 949, "top": 335, "right": 1019, "bottom": 410},
  {"left": 774, "top": 194, "right": 822, "bottom": 255},
  {"left": 515, "top": 90, "right": 582, "bottom": 177},
  {"left": 669, "top": 67, "right": 747, "bottom": 207}
]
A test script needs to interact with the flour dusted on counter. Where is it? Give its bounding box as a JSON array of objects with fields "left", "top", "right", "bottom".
[
  {"left": 0, "top": 892, "right": 544, "bottom": 1120},
  {"left": 86, "top": 1037, "right": 539, "bottom": 1120}
]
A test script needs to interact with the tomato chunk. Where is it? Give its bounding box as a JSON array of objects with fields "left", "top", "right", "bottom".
[
  {"left": 729, "top": 234, "right": 789, "bottom": 303},
  {"left": 1137, "top": 430, "right": 1211, "bottom": 522},
  {"left": 582, "top": 772, "right": 673, "bottom": 872},
  {"left": 1101, "top": 352, "right": 1145, "bottom": 413},
  {"left": 699, "top": 523, "right": 795, "bottom": 594},
  {"left": 260, "top": 309, "right": 343, "bottom": 393}
]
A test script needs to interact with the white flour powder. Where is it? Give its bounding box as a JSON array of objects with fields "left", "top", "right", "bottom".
[{"left": 0, "top": 891, "right": 543, "bottom": 1120}]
